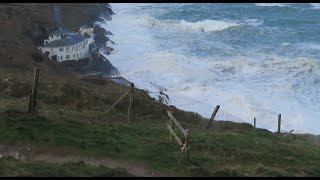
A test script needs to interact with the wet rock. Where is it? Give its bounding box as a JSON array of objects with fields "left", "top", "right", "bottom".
[{"left": 61, "top": 52, "right": 119, "bottom": 77}]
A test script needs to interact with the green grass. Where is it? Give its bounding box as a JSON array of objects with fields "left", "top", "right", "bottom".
[
  {"left": 1, "top": 77, "right": 320, "bottom": 176},
  {"left": 0, "top": 156, "right": 132, "bottom": 177},
  {"left": 0, "top": 110, "right": 320, "bottom": 176}
]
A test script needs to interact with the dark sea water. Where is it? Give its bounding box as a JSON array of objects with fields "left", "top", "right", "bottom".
[{"left": 100, "top": 3, "right": 320, "bottom": 134}]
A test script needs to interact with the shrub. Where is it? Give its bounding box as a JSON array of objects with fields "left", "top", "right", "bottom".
[{"left": 10, "top": 81, "right": 31, "bottom": 98}]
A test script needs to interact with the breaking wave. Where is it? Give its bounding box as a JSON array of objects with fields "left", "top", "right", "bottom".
[{"left": 103, "top": 3, "right": 320, "bottom": 135}]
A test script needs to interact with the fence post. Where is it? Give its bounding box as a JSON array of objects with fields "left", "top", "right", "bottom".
[
  {"left": 128, "top": 83, "right": 134, "bottom": 123},
  {"left": 169, "top": 117, "right": 172, "bottom": 143},
  {"left": 278, "top": 114, "right": 281, "bottom": 134},
  {"left": 27, "top": 94, "right": 32, "bottom": 113},
  {"left": 30, "top": 68, "right": 39, "bottom": 116},
  {"left": 185, "top": 129, "right": 189, "bottom": 160},
  {"left": 131, "top": 83, "right": 134, "bottom": 121},
  {"left": 206, "top": 105, "right": 220, "bottom": 129},
  {"left": 127, "top": 106, "right": 130, "bottom": 123},
  {"left": 254, "top": 117, "right": 256, "bottom": 132}
]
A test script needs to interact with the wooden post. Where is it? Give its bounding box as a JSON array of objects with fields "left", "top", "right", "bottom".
[
  {"left": 206, "top": 105, "right": 220, "bottom": 129},
  {"left": 128, "top": 91, "right": 131, "bottom": 123},
  {"left": 169, "top": 115, "right": 175, "bottom": 144},
  {"left": 131, "top": 83, "right": 134, "bottom": 121},
  {"left": 104, "top": 89, "right": 130, "bottom": 114},
  {"left": 127, "top": 106, "right": 130, "bottom": 123},
  {"left": 284, "top": 129, "right": 294, "bottom": 137},
  {"left": 278, "top": 114, "right": 281, "bottom": 134},
  {"left": 169, "top": 117, "right": 172, "bottom": 143},
  {"left": 128, "top": 83, "right": 134, "bottom": 123},
  {"left": 185, "top": 129, "right": 189, "bottom": 160},
  {"left": 254, "top": 117, "right": 256, "bottom": 132},
  {"left": 27, "top": 94, "right": 32, "bottom": 114},
  {"left": 31, "top": 68, "right": 39, "bottom": 116}
]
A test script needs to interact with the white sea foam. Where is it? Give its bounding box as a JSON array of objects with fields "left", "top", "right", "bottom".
[
  {"left": 310, "top": 3, "right": 320, "bottom": 9},
  {"left": 178, "top": 19, "right": 239, "bottom": 32},
  {"left": 255, "top": 3, "right": 290, "bottom": 7},
  {"left": 297, "top": 42, "right": 320, "bottom": 50},
  {"left": 138, "top": 17, "right": 239, "bottom": 32},
  {"left": 103, "top": 3, "right": 320, "bottom": 135}
]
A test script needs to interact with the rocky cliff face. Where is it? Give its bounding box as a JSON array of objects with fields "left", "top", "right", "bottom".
[{"left": 61, "top": 53, "right": 120, "bottom": 77}]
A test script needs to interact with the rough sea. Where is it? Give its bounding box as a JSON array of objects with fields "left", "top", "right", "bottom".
[{"left": 99, "top": 3, "right": 320, "bottom": 135}]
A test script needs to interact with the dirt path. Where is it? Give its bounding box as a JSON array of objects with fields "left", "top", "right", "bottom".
[{"left": 0, "top": 144, "right": 169, "bottom": 177}]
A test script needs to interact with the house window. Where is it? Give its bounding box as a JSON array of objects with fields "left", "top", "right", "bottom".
[
  {"left": 66, "top": 47, "right": 70, "bottom": 51},
  {"left": 73, "top": 54, "right": 75, "bottom": 59},
  {"left": 66, "top": 55, "right": 70, "bottom": 59},
  {"left": 61, "top": 56, "right": 63, "bottom": 60},
  {"left": 72, "top": 46, "right": 75, "bottom": 51},
  {"left": 60, "top": 48, "right": 64, "bottom": 52},
  {"left": 57, "top": 56, "right": 59, "bottom": 60},
  {"left": 77, "top": 54, "right": 78, "bottom": 58},
  {"left": 51, "top": 35, "right": 53, "bottom": 38}
]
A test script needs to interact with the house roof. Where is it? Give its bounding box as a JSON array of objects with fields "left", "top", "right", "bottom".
[
  {"left": 50, "top": 28, "right": 70, "bottom": 36},
  {"left": 43, "top": 34, "right": 88, "bottom": 48}
]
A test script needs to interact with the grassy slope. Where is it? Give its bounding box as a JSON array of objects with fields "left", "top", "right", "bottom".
[
  {"left": 0, "top": 156, "right": 132, "bottom": 177},
  {"left": 1, "top": 3, "right": 320, "bottom": 177},
  {"left": 1, "top": 69, "right": 320, "bottom": 177},
  {"left": 0, "top": 101, "right": 320, "bottom": 176}
]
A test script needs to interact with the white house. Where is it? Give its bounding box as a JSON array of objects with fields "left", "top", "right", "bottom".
[{"left": 38, "top": 26, "right": 94, "bottom": 62}]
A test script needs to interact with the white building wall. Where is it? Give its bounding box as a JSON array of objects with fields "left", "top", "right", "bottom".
[
  {"left": 43, "top": 35, "right": 62, "bottom": 45},
  {"left": 88, "top": 35, "right": 94, "bottom": 44},
  {"left": 40, "top": 30, "right": 94, "bottom": 62},
  {"left": 54, "top": 41, "right": 90, "bottom": 62},
  {"left": 48, "top": 35, "right": 62, "bottom": 43}
]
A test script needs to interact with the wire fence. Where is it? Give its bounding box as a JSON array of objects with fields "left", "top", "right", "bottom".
[
  {"left": 116, "top": 77, "right": 245, "bottom": 122},
  {"left": 108, "top": 76, "right": 298, "bottom": 134}
]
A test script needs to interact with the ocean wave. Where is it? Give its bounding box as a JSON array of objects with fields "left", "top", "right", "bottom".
[
  {"left": 309, "top": 3, "right": 320, "bottom": 9},
  {"left": 142, "top": 16, "right": 265, "bottom": 33},
  {"left": 255, "top": 3, "right": 291, "bottom": 7},
  {"left": 179, "top": 19, "right": 239, "bottom": 32},
  {"left": 106, "top": 3, "right": 320, "bottom": 134},
  {"left": 139, "top": 16, "right": 239, "bottom": 32}
]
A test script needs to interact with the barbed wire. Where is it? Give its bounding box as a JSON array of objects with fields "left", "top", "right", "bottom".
[{"left": 127, "top": 78, "right": 245, "bottom": 122}]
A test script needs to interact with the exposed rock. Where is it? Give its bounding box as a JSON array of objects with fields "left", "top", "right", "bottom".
[
  {"left": 106, "top": 31, "right": 113, "bottom": 36},
  {"left": 93, "top": 25, "right": 110, "bottom": 49},
  {"left": 61, "top": 52, "right": 119, "bottom": 77}
]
